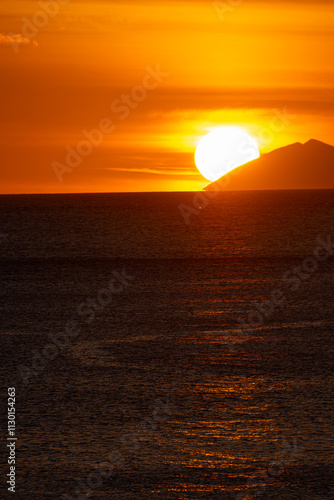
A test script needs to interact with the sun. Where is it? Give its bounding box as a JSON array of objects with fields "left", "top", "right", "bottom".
[{"left": 195, "top": 127, "right": 260, "bottom": 182}]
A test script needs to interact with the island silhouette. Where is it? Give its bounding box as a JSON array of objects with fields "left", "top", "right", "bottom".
[{"left": 204, "top": 139, "right": 334, "bottom": 191}]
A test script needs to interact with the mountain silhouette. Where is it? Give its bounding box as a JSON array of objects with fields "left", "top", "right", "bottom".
[{"left": 204, "top": 139, "right": 334, "bottom": 191}]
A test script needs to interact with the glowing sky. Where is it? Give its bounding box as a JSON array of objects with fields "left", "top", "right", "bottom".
[{"left": 0, "top": 0, "right": 333, "bottom": 193}]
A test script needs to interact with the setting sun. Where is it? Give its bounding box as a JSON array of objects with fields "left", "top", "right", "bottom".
[{"left": 194, "top": 127, "right": 260, "bottom": 182}]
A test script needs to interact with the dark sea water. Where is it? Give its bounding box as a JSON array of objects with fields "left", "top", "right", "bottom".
[{"left": 0, "top": 190, "right": 333, "bottom": 499}]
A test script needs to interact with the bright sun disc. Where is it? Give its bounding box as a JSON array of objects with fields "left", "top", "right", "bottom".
[{"left": 195, "top": 127, "right": 260, "bottom": 182}]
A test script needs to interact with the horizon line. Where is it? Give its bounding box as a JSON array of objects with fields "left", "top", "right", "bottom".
[{"left": 1, "top": 187, "right": 334, "bottom": 196}]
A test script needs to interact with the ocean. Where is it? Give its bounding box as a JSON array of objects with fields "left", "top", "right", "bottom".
[{"left": 0, "top": 190, "right": 333, "bottom": 499}]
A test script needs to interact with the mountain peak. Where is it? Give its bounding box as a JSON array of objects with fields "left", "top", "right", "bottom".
[
  {"left": 303, "top": 139, "right": 333, "bottom": 149},
  {"left": 204, "top": 138, "right": 334, "bottom": 191}
]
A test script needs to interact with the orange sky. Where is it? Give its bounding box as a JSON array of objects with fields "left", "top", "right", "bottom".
[{"left": 0, "top": 0, "right": 333, "bottom": 193}]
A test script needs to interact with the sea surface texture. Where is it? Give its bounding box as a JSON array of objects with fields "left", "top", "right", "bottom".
[{"left": 0, "top": 190, "right": 333, "bottom": 499}]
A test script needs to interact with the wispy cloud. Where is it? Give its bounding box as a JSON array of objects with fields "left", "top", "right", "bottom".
[
  {"left": 106, "top": 167, "right": 197, "bottom": 176},
  {"left": 0, "top": 33, "right": 38, "bottom": 50}
]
